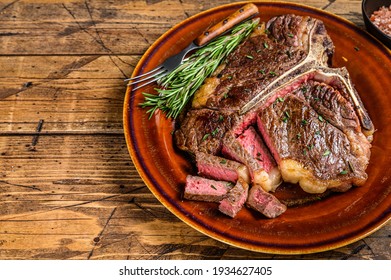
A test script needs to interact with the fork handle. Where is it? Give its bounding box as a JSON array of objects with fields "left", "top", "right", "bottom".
[{"left": 194, "top": 3, "right": 259, "bottom": 46}]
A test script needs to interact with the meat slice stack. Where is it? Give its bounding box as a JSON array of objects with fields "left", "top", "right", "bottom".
[
  {"left": 175, "top": 14, "right": 374, "bottom": 218},
  {"left": 221, "top": 126, "right": 281, "bottom": 192}
]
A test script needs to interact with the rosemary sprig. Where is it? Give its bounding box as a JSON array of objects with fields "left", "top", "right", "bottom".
[{"left": 140, "top": 18, "right": 259, "bottom": 119}]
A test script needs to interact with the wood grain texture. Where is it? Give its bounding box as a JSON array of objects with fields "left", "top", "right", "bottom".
[{"left": 0, "top": 0, "right": 389, "bottom": 260}]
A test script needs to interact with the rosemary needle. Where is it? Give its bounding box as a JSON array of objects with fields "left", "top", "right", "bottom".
[{"left": 140, "top": 18, "right": 259, "bottom": 119}]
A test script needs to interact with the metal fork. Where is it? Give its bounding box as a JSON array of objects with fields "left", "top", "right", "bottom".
[
  {"left": 125, "top": 43, "right": 198, "bottom": 91},
  {"left": 126, "top": 3, "right": 259, "bottom": 91}
]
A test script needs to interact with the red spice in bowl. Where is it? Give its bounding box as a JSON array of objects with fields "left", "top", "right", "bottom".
[{"left": 370, "top": 5, "right": 391, "bottom": 37}]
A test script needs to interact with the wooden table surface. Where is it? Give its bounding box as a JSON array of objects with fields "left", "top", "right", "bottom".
[{"left": 0, "top": 0, "right": 389, "bottom": 260}]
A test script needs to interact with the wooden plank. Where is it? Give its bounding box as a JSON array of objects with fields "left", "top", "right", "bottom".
[
  {"left": 0, "top": 0, "right": 194, "bottom": 55},
  {"left": 0, "top": 55, "right": 137, "bottom": 79},
  {"left": 0, "top": 97, "right": 125, "bottom": 133},
  {"left": 0, "top": 97, "right": 126, "bottom": 133},
  {"left": 0, "top": 55, "right": 133, "bottom": 132},
  {"left": 0, "top": 134, "right": 142, "bottom": 191},
  {"left": 0, "top": 0, "right": 366, "bottom": 55}
]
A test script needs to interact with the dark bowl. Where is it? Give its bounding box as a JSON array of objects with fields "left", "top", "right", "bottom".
[{"left": 362, "top": 0, "right": 391, "bottom": 49}]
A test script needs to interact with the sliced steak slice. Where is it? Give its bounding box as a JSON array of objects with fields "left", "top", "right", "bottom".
[
  {"left": 184, "top": 175, "right": 233, "bottom": 202},
  {"left": 222, "top": 127, "right": 282, "bottom": 192},
  {"left": 257, "top": 79, "right": 371, "bottom": 194},
  {"left": 246, "top": 184, "right": 287, "bottom": 218},
  {"left": 219, "top": 178, "right": 249, "bottom": 218},
  {"left": 195, "top": 152, "right": 250, "bottom": 183}
]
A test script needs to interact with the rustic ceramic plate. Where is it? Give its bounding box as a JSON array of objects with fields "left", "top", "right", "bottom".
[{"left": 123, "top": 1, "right": 391, "bottom": 254}]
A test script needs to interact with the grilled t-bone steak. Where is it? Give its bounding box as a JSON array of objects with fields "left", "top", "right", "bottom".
[{"left": 174, "top": 14, "right": 374, "bottom": 218}]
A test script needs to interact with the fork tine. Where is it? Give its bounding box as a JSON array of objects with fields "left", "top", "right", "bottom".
[
  {"left": 127, "top": 67, "right": 167, "bottom": 86},
  {"left": 124, "top": 64, "right": 164, "bottom": 82},
  {"left": 130, "top": 70, "right": 168, "bottom": 91}
]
